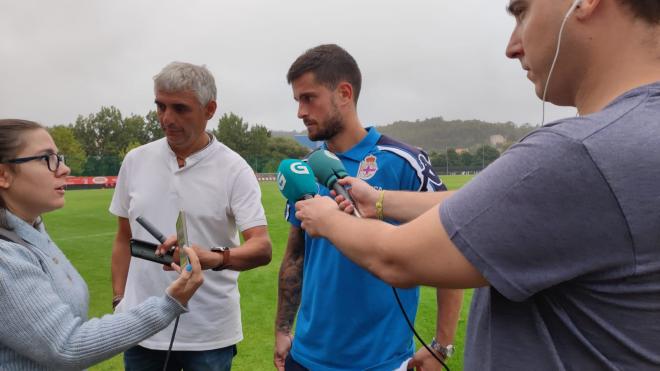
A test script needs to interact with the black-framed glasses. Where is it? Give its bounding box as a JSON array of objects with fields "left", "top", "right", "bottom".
[{"left": 3, "top": 153, "right": 65, "bottom": 172}]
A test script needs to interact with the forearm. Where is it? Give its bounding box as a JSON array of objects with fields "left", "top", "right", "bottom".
[
  {"left": 50, "top": 296, "right": 184, "bottom": 369},
  {"left": 382, "top": 190, "right": 455, "bottom": 222},
  {"left": 71, "top": 296, "right": 184, "bottom": 368},
  {"left": 111, "top": 254, "right": 130, "bottom": 296},
  {"left": 218, "top": 225, "right": 271, "bottom": 271},
  {"left": 111, "top": 224, "right": 131, "bottom": 298},
  {"left": 275, "top": 227, "right": 305, "bottom": 334},
  {"left": 275, "top": 268, "right": 303, "bottom": 334},
  {"left": 310, "top": 205, "right": 487, "bottom": 289},
  {"left": 317, "top": 211, "right": 407, "bottom": 286},
  {"left": 225, "top": 236, "right": 272, "bottom": 271},
  {"left": 435, "top": 288, "right": 463, "bottom": 345},
  {"left": 0, "top": 253, "right": 185, "bottom": 369}
]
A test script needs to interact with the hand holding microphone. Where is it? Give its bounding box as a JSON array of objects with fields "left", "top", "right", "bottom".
[
  {"left": 307, "top": 150, "right": 362, "bottom": 218},
  {"left": 295, "top": 195, "right": 344, "bottom": 237},
  {"left": 277, "top": 158, "right": 337, "bottom": 236},
  {"left": 331, "top": 177, "right": 380, "bottom": 219}
]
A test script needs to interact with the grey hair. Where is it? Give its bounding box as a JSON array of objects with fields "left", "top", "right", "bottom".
[{"left": 153, "top": 62, "right": 217, "bottom": 106}]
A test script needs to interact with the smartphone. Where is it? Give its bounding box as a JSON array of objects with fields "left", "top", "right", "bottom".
[
  {"left": 175, "top": 210, "right": 189, "bottom": 267},
  {"left": 130, "top": 238, "right": 173, "bottom": 265}
]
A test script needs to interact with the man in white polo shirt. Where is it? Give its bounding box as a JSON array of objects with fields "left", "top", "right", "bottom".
[{"left": 109, "top": 61, "right": 272, "bottom": 371}]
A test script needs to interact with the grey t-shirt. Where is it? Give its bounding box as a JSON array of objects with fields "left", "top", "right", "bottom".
[{"left": 441, "top": 82, "right": 660, "bottom": 370}]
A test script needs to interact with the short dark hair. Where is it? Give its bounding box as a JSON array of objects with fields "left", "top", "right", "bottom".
[
  {"left": 287, "top": 44, "right": 362, "bottom": 104},
  {"left": 618, "top": 0, "right": 659, "bottom": 24}
]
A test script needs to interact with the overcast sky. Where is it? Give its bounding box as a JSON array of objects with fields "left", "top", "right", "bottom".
[{"left": 1, "top": 0, "right": 577, "bottom": 132}]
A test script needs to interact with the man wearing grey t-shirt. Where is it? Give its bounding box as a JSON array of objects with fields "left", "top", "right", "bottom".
[{"left": 293, "top": 0, "right": 660, "bottom": 370}]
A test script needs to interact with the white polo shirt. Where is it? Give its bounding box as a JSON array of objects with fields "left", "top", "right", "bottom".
[{"left": 109, "top": 135, "right": 267, "bottom": 350}]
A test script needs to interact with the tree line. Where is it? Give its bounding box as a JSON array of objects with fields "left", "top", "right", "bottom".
[
  {"left": 50, "top": 107, "right": 525, "bottom": 176},
  {"left": 49, "top": 107, "right": 309, "bottom": 176}
]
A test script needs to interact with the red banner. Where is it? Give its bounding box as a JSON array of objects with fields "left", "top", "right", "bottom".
[
  {"left": 64, "top": 174, "right": 278, "bottom": 190},
  {"left": 66, "top": 176, "right": 118, "bottom": 188}
]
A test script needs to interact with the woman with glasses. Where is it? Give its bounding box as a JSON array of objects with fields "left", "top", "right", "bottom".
[{"left": 0, "top": 119, "right": 204, "bottom": 370}]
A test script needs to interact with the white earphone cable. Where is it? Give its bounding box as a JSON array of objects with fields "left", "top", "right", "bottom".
[{"left": 541, "top": 0, "right": 581, "bottom": 125}]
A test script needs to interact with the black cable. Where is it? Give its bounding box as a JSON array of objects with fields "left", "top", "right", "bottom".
[
  {"left": 162, "top": 315, "right": 180, "bottom": 371},
  {"left": 392, "top": 287, "right": 450, "bottom": 371}
]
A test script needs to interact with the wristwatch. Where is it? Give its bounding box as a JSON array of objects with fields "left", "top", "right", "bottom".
[
  {"left": 210, "top": 246, "right": 231, "bottom": 271},
  {"left": 430, "top": 338, "right": 455, "bottom": 359}
]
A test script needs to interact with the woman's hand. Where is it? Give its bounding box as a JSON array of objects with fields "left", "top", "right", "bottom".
[{"left": 165, "top": 246, "right": 204, "bottom": 306}]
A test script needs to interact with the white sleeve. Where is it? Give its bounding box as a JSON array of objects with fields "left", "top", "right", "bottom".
[
  {"left": 228, "top": 165, "right": 267, "bottom": 232},
  {"left": 108, "top": 153, "right": 131, "bottom": 218}
]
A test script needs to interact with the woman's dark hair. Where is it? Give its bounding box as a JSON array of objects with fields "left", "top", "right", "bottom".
[{"left": 0, "top": 119, "right": 45, "bottom": 228}]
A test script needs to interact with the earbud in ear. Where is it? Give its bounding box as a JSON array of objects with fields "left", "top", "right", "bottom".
[{"left": 565, "top": 0, "right": 582, "bottom": 19}]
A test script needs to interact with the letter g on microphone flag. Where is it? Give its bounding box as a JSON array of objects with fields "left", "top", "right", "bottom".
[{"left": 277, "top": 159, "right": 318, "bottom": 201}]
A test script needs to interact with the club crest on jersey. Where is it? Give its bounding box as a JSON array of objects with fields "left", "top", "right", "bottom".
[{"left": 357, "top": 155, "right": 379, "bottom": 180}]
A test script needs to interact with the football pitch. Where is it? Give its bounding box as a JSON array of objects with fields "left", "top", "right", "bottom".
[{"left": 43, "top": 175, "right": 474, "bottom": 371}]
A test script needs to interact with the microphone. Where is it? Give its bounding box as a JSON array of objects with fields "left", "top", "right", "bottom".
[
  {"left": 136, "top": 216, "right": 177, "bottom": 256},
  {"left": 276, "top": 159, "right": 318, "bottom": 202},
  {"left": 307, "top": 150, "right": 362, "bottom": 218},
  {"left": 136, "top": 216, "right": 167, "bottom": 243}
]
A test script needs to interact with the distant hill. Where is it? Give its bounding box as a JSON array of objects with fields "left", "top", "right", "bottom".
[
  {"left": 271, "top": 130, "right": 302, "bottom": 138},
  {"left": 377, "top": 117, "right": 536, "bottom": 153},
  {"left": 273, "top": 117, "right": 536, "bottom": 153}
]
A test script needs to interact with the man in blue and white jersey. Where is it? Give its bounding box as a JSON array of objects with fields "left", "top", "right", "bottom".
[{"left": 273, "top": 44, "right": 463, "bottom": 371}]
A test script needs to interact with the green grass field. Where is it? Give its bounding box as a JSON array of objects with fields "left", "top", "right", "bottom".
[{"left": 43, "top": 175, "right": 474, "bottom": 371}]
